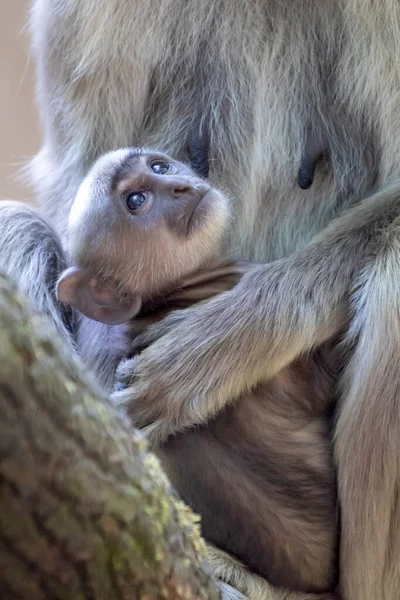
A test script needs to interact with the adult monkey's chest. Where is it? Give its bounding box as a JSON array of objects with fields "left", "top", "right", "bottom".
[
  {"left": 45, "top": 0, "right": 384, "bottom": 260},
  {"left": 137, "top": 1, "right": 380, "bottom": 264}
]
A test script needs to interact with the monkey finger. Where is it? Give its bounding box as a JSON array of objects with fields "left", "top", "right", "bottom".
[
  {"left": 114, "top": 355, "right": 140, "bottom": 387},
  {"left": 218, "top": 582, "right": 249, "bottom": 600},
  {"left": 140, "top": 419, "right": 178, "bottom": 447},
  {"left": 111, "top": 384, "right": 145, "bottom": 421},
  {"left": 130, "top": 309, "right": 189, "bottom": 353},
  {"left": 111, "top": 377, "right": 166, "bottom": 430},
  {"left": 129, "top": 325, "right": 166, "bottom": 354}
]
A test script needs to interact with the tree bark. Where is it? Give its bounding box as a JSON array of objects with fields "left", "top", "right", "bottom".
[{"left": 0, "top": 272, "right": 221, "bottom": 600}]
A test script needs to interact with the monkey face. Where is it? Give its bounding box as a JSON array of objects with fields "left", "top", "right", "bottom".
[
  {"left": 57, "top": 148, "right": 229, "bottom": 324},
  {"left": 114, "top": 153, "right": 213, "bottom": 237}
]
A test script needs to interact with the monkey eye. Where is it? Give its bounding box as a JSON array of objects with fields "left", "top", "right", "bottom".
[
  {"left": 149, "top": 160, "right": 171, "bottom": 175},
  {"left": 125, "top": 191, "right": 148, "bottom": 212}
]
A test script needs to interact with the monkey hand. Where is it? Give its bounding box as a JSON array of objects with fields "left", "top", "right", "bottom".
[
  {"left": 111, "top": 261, "right": 343, "bottom": 447},
  {"left": 111, "top": 290, "right": 245, "bottom": 445}
]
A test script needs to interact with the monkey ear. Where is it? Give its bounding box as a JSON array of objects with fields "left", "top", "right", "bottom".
[{"left": 56, "top": 266, "right": 142, "bottom": 325}]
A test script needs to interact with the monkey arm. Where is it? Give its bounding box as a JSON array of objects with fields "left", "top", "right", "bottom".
[{"left": 112, "top": 183, "right": 400, "bottom": 446}]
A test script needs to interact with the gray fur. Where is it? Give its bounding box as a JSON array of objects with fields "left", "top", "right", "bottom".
[{"left": 0, "top": 201, "right": 75, "bottom": 346}]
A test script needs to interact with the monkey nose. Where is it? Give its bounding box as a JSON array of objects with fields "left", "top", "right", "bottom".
[
  {"left": 172, "top": 183, "right": 192, "bottom": 197},
  {"left": 160, "top": 176, "right": 208, "bottom": 199},
  {"left": 162, "top": 177, "right": 194, "bottom": 197}
]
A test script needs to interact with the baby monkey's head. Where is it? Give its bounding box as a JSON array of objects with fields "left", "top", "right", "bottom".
[{"left": 57, "top": 148, "right": 229, "bottom": 324}]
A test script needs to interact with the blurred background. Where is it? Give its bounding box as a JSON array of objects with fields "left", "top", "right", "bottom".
[{"left": 0, "top": 2, "right": 39, "bottom": 202}]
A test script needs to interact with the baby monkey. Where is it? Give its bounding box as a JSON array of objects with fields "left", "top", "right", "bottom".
[{"left": 57, "top": 148, "right": 338, "bottom": 595}]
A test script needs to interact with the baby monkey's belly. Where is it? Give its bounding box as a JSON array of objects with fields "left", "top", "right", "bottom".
[{"left": 157, "top": 352, "right": 338, "bottom": 593}]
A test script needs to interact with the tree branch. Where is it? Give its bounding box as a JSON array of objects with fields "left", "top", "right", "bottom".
[{"left": 0, "top": 272, "right": 221, "bottom": 600}]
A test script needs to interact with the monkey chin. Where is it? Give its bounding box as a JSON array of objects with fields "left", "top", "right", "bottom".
[
  {"left": 186, "top": 189, "right": 217, "bottom": 235},
  {"left": 187, "top": 187, "right": 230, "bottom": 239},
  {"left": 181, "top": 188, "right": 230, "bottom": 271}
]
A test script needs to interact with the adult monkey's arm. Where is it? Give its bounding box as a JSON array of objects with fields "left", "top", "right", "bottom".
[{"left": 114, "top": 184, "right": 400, "bottom": 445}]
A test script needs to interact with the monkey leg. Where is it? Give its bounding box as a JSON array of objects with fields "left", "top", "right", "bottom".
[
  {"left": 0, "top": 201, "right": 75, "bottom": 346},
  {"left": 335, "top": 217, "right": 400, "bottom": 600}
]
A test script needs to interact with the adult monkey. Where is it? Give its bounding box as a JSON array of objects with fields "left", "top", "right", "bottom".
[{"left": 27, "top": 1, "right": 400, "bottom": 599}]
